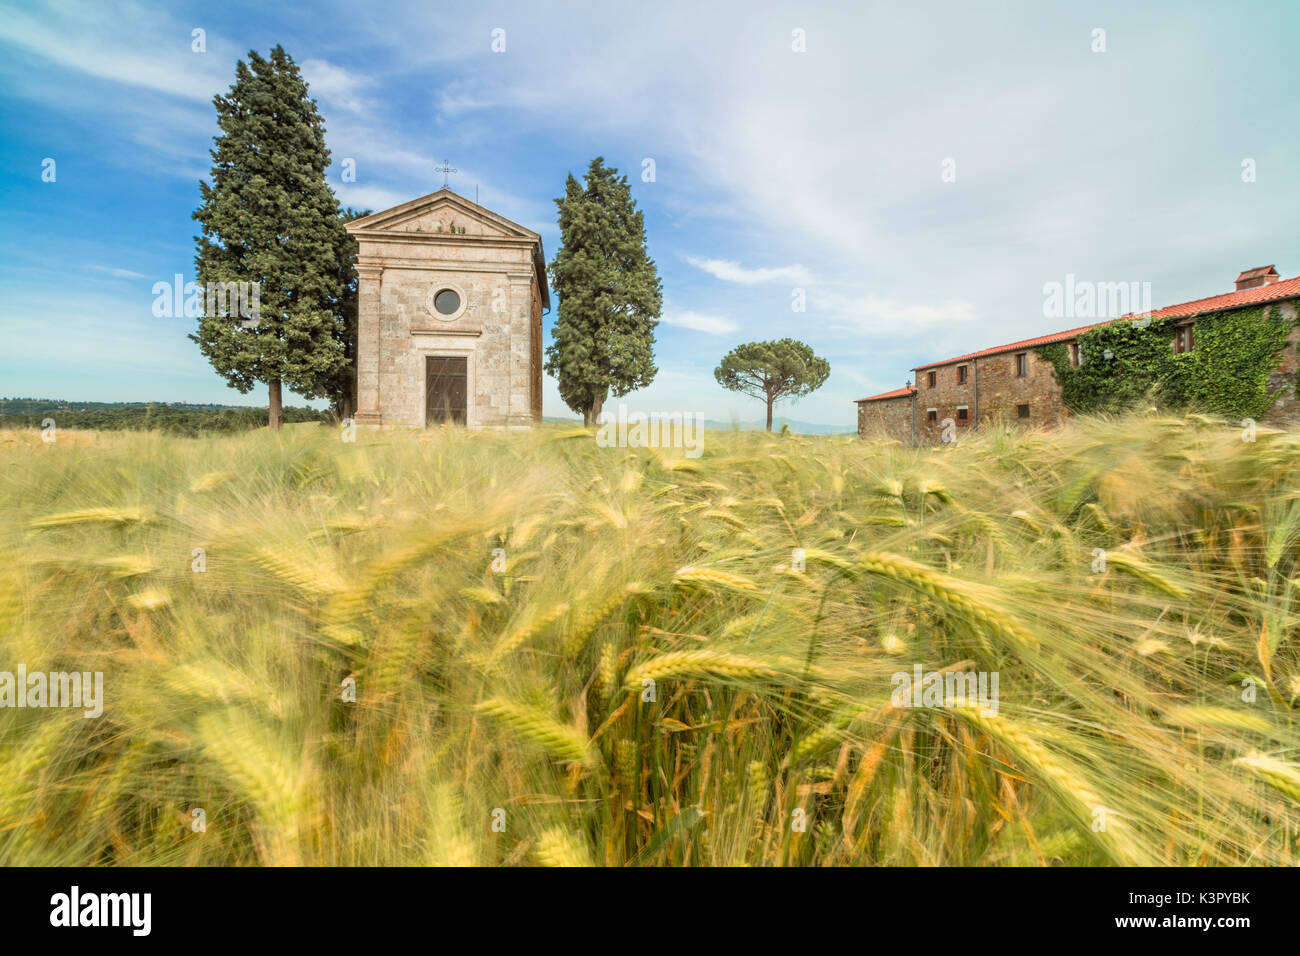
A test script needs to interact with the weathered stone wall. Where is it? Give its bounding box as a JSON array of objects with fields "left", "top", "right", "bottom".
[
  {"left": 913, "top": 351, "right": 1072, "bottom": 443},
  {"left": 864, "top": 349, "right": 1074, "bottom": 445},
  {"left": 857, "top": 394, "right": 913, "bottom": 440},
  {"left": 530, "top": 275, "right": 545, "bottom": 422},
  {"left": 1262, "top": 302, "right": 1300, "bottom": 428},
  {"left": 915, "top": 361, "right": 976, "bottom": 443},
  {"left": 371, "top": 253, "right": 533, "bottom": 428},
  {"left": 971, "top": 350, "right": 1071, "bottom": 432}
]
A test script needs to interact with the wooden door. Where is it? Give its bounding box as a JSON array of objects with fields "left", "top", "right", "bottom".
[{"left": 425, "top": 355, "right": 467, "bottom": 425}]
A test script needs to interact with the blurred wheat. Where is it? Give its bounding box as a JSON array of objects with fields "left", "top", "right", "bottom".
[{"left": 0, "top": 413, "right": 1297, "bottom": 866}]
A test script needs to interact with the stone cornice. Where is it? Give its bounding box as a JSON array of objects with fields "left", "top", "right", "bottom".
[
  {"left": 348, "top": 230, "right": 539, "bottom": 249},
  {"left": 354, "top": 257, "right": 529, "bottom": 275}
]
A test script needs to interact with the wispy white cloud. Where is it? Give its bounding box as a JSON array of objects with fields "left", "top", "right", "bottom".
[
  {"left": 818, "top": 293, "right": 978, "bottom": 332},
  {"left": 661, "top": 309, "right": 739, "bottom": 335},
  {"left": 302, "top": 59, "right": 375, "bottom": 114},
  {"left": 88, "top": 265, "right": 149, "bottom": 279},
  {"left": 685, "top": 256, "right": 812, "bottom": 286},
  {"left": 0, "top": 1, "right": 228, "bottom": 102},
  {"left": 333, "top": 184, "right": 413, "bottom": 214}
]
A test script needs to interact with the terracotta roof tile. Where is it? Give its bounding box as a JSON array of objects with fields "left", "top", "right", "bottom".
[
  {"left": 1129, "top": 274, "right": 1300, "bottom": 320},
  {"left": 856, "top": 386, "right": 917, "bottom": 403},
  {"left": 912, "top": 276, "right": 1300, "bottom": 371},
  {"left": 912, "top": 323, "right": 1101, "bottom": 371}
]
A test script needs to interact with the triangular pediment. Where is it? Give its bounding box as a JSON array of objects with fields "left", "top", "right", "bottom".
[{"left": 346, "top": 188, "right": 539, "bottom": 241}]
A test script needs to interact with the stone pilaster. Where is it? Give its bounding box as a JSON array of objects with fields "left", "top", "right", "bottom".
[{"left": 355, "top": 264, "right": 383, "bottom": 425}]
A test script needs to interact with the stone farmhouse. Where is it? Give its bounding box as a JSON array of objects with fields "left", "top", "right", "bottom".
[{"left": 857, "top": 266, "right": 1300, "bottom": 443}]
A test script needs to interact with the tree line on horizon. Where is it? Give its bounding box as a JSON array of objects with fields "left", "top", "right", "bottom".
[
  {"left": 0, "top": 400, "right": 327, "bottom": 436},
  {"left": 192, "top": 46, "right": 829, "bottom": 432}
]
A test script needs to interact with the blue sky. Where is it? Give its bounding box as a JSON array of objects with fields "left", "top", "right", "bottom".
[{"left": 2, "top": 0, "right": 1297, "bottom": 427}]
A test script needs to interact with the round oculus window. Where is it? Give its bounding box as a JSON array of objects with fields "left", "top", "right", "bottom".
[{"left": 433, "top": 288, "right": 461, "bottom": 316}]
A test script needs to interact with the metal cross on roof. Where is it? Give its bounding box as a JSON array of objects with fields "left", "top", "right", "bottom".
[{"left": 435, "top": 160, "right": 458, "bottom": 188}]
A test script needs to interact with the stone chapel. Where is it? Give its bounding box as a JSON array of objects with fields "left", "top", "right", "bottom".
[{"left": 345, "top": 188, "right": 549, "bottom": 428}]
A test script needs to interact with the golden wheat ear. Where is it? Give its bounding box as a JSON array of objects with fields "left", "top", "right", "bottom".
[
  {"left": 474, "top": 698, "right": 592, "bottom": 766},
  {"left": 534, "top": 826, "right": 594, "bottom": 867},
  {"left": 29, "top": 506, "right": 154, "bottom": 529}
]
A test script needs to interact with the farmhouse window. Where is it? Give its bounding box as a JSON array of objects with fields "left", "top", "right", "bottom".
[
  {"left": 957, "top": 365, "right": 968, "bottom": 384},
  {"left": 1015, "top": 353, "right": 1028, "bottom": 377},
  {"left": 1174, "top": 326, "right": 1195, "bottom": 354},
  {"left": 1017, "top": 403, "right": 1030, "bottom": 419},
  {"left": 957, "top": 406, "right": 969, "bottom": 421},
  {"left": 927, "top": 408, "right": 938, "bottom": 422},
  {"left": 1069, "top": 343, "right": 1080, "bottom": 366},
  {"left": 927, "top": 371, "right": 937, "bottom": 388}
]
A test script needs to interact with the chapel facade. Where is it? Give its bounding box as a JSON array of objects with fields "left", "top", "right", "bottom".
[{"left": 346, "top": 188, "right": 549, "bottom": 428}]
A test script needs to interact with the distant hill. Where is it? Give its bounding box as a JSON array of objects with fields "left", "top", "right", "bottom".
[
  {"left": 704, "top": 417, "right": 854, "bottom": 435},
  {"left": 544, "top": 414, "right": 853, "bottom": 435}
]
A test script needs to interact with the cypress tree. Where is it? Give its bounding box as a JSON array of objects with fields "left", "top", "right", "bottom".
[
  {"left": 545, "top": 157, "right": 661, "bottom": 425},
  {"left": 191, "top": 45, "right": 349, "bottom": 429},
  {"left": 323, "top": 207, "right": 370, "bottom": 421}
]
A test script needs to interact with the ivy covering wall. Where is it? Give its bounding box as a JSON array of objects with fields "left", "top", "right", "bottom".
[{"left": 1036, "top": 305, "right": 1295, "bottom": 419}]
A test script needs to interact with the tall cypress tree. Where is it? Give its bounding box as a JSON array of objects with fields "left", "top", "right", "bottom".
[
  {"left": 545, "top": 157, "right": 661, "bottom": 425},
  {"left": 191, "top": 45, "right": 349, "bottom": 429},
  {"left": 323, "top": 206, "right": 371, "bottom": 421}
]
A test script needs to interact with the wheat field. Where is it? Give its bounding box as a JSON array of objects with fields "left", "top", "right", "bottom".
[{"left": 0, "top": 414, "right": 1297, "bottom": 866}]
